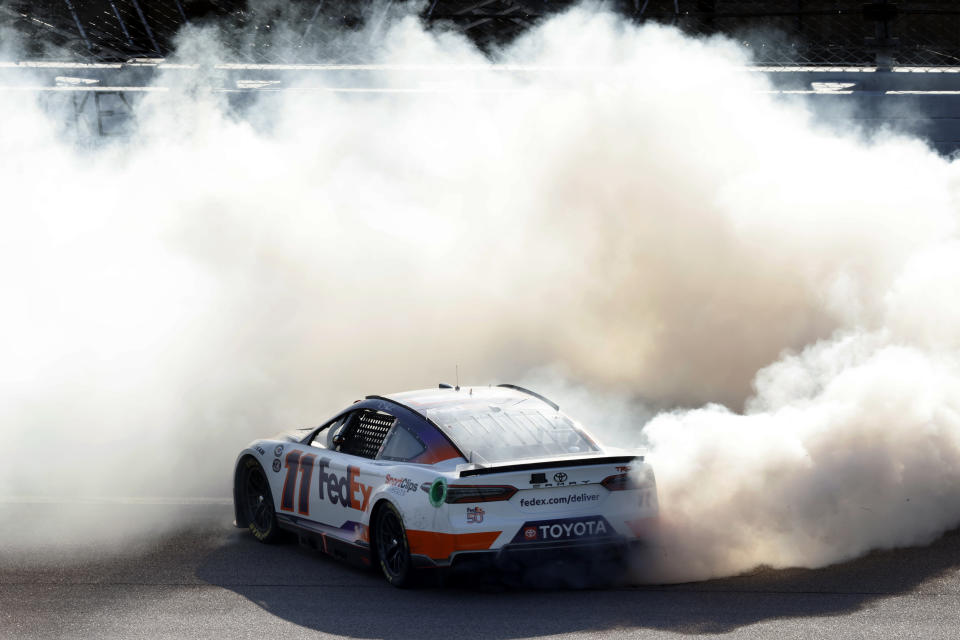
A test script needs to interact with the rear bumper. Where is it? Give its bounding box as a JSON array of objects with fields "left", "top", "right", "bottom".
[
  {"left": 495, "top": 537, "right": 636, "bottom": 569},
  {"left": 413, "top": 537, "right": 641, "bottom": 570}
]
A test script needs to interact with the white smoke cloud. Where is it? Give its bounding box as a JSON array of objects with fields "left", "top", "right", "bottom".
[
  {"left": 2, "top": 4, "right": 960, "bottom": 579},
  {"left": 638, "top": 335, "right": 960, "bottom": 582}
]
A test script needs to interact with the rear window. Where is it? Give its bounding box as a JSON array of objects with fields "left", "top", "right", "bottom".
[
  {"left": 422, "top": 398, "right": 599, "bottom": 464},
  {"left": 378, "top": 423, "right": 427, "bottom": 461}
]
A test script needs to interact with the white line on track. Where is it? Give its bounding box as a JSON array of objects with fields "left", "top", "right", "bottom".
[
  {"left": 0, "top": 496, "right": 232, "bottom": 505},
  {"left": 0, "top": 86, "right": 169, "bottom": 92}
]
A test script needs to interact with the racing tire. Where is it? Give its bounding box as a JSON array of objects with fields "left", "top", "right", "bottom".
[
  {"left": 374, "top": 502, "right": 414, "bottom": 587},
  {"left": 241, "top": 457, "right": 281, "bottom": 544}
]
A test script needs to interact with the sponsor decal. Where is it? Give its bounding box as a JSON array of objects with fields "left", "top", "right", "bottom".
[
  {"left": 272, "top": 458, "right": 282, "bottom": 473},
  {"left": 530, "top": 472, "right": 547, "bottom": 484},
  {"left": 274, "top": 445, "right": 284, "bottom": 457},
  {"left": 255, "top": 445, "right": 266, "bottom": 456},
  {"left": 385, "top": 474, "right": 419, "bottom": 495},
  {"left": 466, "top": 506, "right": 485, "bottom": 524},
  {"left": 280, "top": 451, "right": 317, "bottom": 515},
  {"left": 616, "top": 466, "right": 631, "bottom": 473},
  {"left": 317, "top": 458, "right": 372, "bottom": 512},
  {"left": 512, "top": 516, "right": 613, "bottom": 543},
  {"left": 519, "top": 491, "right": 601, "bottom": 508},
  {"left": 553, "top": 472, "right": 568, "bottom": 483}
]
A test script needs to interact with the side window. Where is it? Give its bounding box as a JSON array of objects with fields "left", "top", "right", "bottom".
[
  {"left": 308, "top": 414, "right": 347, "bottom": 449},
  {"left": 338, "top": 409, "right": 396, "bottom": 459},
  {"left": 378, "top": 423, "right": 427, "bottom": 462}
]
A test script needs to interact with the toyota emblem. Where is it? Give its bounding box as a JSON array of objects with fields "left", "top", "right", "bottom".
[{"left": 553, "top": 472, "right": 568, "bottom": 483}]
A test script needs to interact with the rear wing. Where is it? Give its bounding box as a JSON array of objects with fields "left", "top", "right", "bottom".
[
  {"left": 497, "top": 384, "right": 559, "bottom": 410},
  {"left": 458, "top": 455, "right": 639, "bottom": 478}
]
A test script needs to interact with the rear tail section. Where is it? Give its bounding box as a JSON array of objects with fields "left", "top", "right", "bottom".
[{"left": 447, "top": 454, "right": 657, "bottom": 547}]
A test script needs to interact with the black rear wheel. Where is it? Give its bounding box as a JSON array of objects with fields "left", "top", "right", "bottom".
[
  {"left": 242, "top": 458, "right": 280, "bottom": 543},
  {"left": 374, "top": 502, "right": 413, "bottom": 587}
]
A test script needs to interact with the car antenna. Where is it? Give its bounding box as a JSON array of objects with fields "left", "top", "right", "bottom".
[{"left": 455, "top": 364, "right": 460, "bottom": 391}]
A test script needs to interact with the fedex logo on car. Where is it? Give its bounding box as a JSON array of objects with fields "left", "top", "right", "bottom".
[
  {"left": 279, "top": 452, "right": 372, "bottom": 516},
  {"left": 466, "top": 506, "right": 485, "bottom": 524},
  {"left": 317, "top": 459, "right": 372, "bottom": 511}
]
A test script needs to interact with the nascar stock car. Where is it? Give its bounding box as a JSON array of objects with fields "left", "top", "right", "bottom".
[{"left": 233, "top": 384, "right": 658, "bottom": 586}]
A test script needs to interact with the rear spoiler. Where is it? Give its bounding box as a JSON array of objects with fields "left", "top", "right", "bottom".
[{"left": 458, "top": 455, "right": 639, "bottom": 478}]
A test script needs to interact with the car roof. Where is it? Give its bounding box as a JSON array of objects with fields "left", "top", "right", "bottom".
[
  {"left": 383, "top": 385, "right": 557, "bottom": 416},
  {"left": 379, "top": 385, "right": 605, "bottom": 465}
]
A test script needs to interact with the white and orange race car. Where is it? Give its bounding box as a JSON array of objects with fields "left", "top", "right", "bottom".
[{"left": 233, "top": 384, "right": 658, "bottom": 586}]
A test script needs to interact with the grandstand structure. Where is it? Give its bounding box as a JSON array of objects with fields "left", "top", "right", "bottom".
[
  {"left": 4, "top": 1, "right": 960, "bottom": 150},
  {"left": 3, "top": 1, "right": 960, "bottom": 66}
]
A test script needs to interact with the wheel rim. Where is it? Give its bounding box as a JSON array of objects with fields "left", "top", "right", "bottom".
[
  {"left": 377, "top": 509, "right": 407, "bottom": 578},
  {"left": 245, "top": 466, "right": 273, "bottom": 533}
]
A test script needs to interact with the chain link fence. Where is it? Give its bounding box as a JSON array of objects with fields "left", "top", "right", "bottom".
[{"left": 3, "top": 1, "right": 960, "bottom": 66}]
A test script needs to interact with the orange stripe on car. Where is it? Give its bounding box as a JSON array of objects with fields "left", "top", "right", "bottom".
[{"left": 406, "top": 530, "right": 501, "bottom": 560}]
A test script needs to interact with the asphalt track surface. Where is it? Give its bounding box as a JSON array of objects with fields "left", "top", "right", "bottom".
[{"left": 2, "top": 504, "right": 960, "bottom": 639}]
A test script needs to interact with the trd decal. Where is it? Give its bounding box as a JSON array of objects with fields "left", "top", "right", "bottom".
[{"left": 281, "top": 450, "right": 319, "bottom": 515}]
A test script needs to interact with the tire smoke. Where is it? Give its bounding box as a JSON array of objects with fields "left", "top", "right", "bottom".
[{"left": 2, "top": 5, "right": 960, "bottom": 578}]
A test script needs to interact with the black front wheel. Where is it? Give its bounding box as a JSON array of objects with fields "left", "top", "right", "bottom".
[
  {"left": 374, "top": 502, "right": 413, "bottom": 587},
  {"left": 241, "top": 458, "right": 281, "bottom": 543}
]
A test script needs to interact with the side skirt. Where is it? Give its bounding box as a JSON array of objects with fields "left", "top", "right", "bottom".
[{"left": 276, "top": 517, "right": 372, "bottom": 568}]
